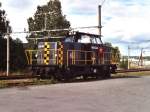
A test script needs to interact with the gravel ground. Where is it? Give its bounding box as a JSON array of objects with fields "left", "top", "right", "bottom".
[{"left": 0, "top": 76, "right": 150, "bottom": 112}]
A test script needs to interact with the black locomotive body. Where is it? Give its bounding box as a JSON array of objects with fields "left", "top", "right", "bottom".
[{"left": 25, "top": 32, "right": 117, "bottom": 80}]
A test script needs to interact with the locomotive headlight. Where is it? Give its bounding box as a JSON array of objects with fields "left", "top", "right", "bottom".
[
  {"left": 99, "top": 48, "right": 103, "bottom": 53},
  {"left": 35, "top": 53, "right": 38, "bottom": 58},
  {"left": 55, "top": 54, "right": 57, "bottom": 57}
]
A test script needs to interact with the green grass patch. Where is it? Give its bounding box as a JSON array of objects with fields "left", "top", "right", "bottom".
[
  {"left": 0, "top": 71, "right": 150, "bottom": 89},
  {"left": 0, "top": 78, "right": 57, "bottom": 89},
  {"left": 113, "top": 71, "right": 150, "bottom": 78}
]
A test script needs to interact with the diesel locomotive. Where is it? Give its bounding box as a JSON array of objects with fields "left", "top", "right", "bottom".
[{"left": 25, "top": 32, "right": 117, "bottom": 80}]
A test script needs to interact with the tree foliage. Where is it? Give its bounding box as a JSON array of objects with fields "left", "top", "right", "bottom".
[
  {"left": 9, "top": 38, "right": 27, "bottom": 71},
  {"left": 0, "top": 3, "right": 27, "bottom": 71},
  {"left": 27, "top": 0, "right": 70, "bottom": 38},
  {"left": 0, "top": 8, "right": 10, "bottom": 37},
  {"left": 0, "top": 3, "right": 10, "bottom": 71},
  {"left": 119, "top": 57, "right": 128, "bottom": 69},
  {"left": 112, "top": 47, "right": 121, "bottom": 63},
  {"left": 104, "top": 42, "right": 121, "bottom": 63}
]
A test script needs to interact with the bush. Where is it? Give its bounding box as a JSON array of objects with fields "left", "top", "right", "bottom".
[
  {"left": 0, "top": 38, "right": 27, "bottom": 72},
  {"left": 119, "top": 59, "right": 128, "bottom": 69}
]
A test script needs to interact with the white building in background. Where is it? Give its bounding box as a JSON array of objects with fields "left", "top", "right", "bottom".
[
  {"left": 144, "top": 60, "right": 150, "bottom": 66},
  {"left": 129, "top": 58, "right": 150, "bottom": 68}
]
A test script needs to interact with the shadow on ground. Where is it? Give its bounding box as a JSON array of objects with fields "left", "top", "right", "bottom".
[
  {"left": 111, "top": 75, "right": 141, "bottom": 79},
  {"left": 60, "top": 75, "right": 141, "bottom": 84}
]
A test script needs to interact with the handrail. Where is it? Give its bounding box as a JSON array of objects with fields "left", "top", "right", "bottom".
[
  {"left": 67, "top": 50, "right": 96, "bottom": 66},
  {"left": 25, "top": 49, "right": 115, "bottom": 66},
  {"left": 25, "top": 49, "right": 58, "bottom": 65}
]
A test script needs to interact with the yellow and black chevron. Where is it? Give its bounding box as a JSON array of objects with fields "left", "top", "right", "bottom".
[
  {"left": 58, "top": 42, "right": 63, "bottom": 65},
  {"left": 44, "top": 42, "right": 50, "bottom": 65}
]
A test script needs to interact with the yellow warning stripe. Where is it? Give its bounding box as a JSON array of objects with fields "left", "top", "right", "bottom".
[
  {"left": 58, "top": 42, "right": 63, "bottom": 65},
  {"left": 44, "top": 42, "right": 50, "bottom": 65}
]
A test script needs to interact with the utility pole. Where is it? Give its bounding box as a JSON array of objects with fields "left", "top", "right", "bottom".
[
  {"left": 139, "top": 48, "right": 143, "bottom": 66},
  {"left": 98, "top": 0, "right": 106, "bottom": 36},
  {"left": 6, "top": 27, "right": 10, "bottom": 76},
  {"left": 98, "top": 5, "right": 102, "bottom": 36},
  {"left": 128, "top": 46, "right": 130, "bottom": 69},
  {"left": 98, "top": 5, "right": 103, "bottom": 64},
  {"left": 98, "top": 0, "right": 106, "bottom": 64}
]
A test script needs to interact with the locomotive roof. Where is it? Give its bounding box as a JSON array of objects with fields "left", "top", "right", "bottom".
[
  {"left": 30, "top": 31, "right": 103, "bottom": 44},
  {"left": 27, "top": 32, "right": 101, "bottom": 40},
  {"left": 72, "top": 32, "right": 101, "bottom": 38}
]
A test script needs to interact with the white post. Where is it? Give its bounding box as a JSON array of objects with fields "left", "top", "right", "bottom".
[
  {"left": 6, "top": 32, "right": 10, "bottom": 76},
  {"left": 128, "top": 46, "right": 130, "bottom": 69}
]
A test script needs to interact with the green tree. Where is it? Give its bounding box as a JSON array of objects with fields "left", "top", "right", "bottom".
[
  {"left": 111, "top": 47, "right": 121, "bottom": 63},
  {"left": 10, "top": 38, "right": 27, "bottom": 71},
  {"left": 104, "top": 42, "right": 112, "bottom": 47},
  {"left": 119, "top": 57, "right": 128, "bottom": 69},
  {"left": 27, "top": 0, "right": 70, "bottom": 38},
  {"left": 0, "top": 3, "right": 27, "bottom": 71},
  {"left": 104, "top": 42, "right": 121, "bottom": 63},
  {"left": 0, "top": 3, "right": 11, "bottom": 71}
]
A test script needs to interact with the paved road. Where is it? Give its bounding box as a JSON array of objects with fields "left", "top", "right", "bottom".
[{"left": 0, "top": 76, "right": 150, "bottom": 112}]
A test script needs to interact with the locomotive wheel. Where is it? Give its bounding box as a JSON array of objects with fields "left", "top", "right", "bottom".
[
  {"left": 40, "top": 69, "right": 46, "bottom": 79},
  {"left": 102, "top": 71, "right": 111, "bottom": 79},
  {"left": 63, "top": 70, "right": 72, "bottom": 82},
  {"left": 54, "top": 70, "right": 72, "bottom": 82},
  {"left": 54, "top": 70, "right": 63, "bottom": 81},
  {"left": 40, "top": 69, "right": 51, "bottom": 79},
  {"left": 83, "top": 74, "right": 88, "bottom": 80},
  {"left": 105, "top": 72, "right": 111, "bottom": 78},
  {"left": 45, "top": 71, "right": 52, "bottom": 79},
  {"left": 95, "top": 74, "right": 101, "bottom": 79}
]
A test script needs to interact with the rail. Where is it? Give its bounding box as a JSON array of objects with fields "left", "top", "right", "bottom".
[
  {"left": 0, "top": 75, "right": 38, "bottom": 80},
  {"left": 116, "top": 68, "right": 150, "bottom": 73},
  {"left": 1, "top": 68, "right": 150, "bottom": 80}
]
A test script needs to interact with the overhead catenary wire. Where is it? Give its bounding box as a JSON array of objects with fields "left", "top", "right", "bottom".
[
  {"left": 7, "top": 26, "right": 98, "bottom": 35},
  {"left": 107, "top": 39, "right": 150, "bottom": 44},
  {"left": 101, "top": 0, "right": 107, "bottom": 6},
  {"left": 27, "top": 36, "right": 65, "bottom": 40}
]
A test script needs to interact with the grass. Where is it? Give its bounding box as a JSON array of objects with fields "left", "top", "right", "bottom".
[
  {"left": 0, "top": 71, "right": 150, "bottom": 89},
  {"left": 0, "top": 78, "right": 57, "bottom": 89},
  {"left": 112, "top": 71, "right": 150, "bottom": 78}
]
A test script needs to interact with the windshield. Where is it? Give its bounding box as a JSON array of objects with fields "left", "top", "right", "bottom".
[
  {"left": 78, "top": 35, "right": 91, "bottom": 43},
  {"left": 78, "top": 34, "right": 102, "bottom": 44},
  {"left": 64, "top": 36, "right": 74, "bottom": 42}
]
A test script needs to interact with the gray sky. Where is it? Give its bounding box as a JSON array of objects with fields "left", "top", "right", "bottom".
[{"left": 1, "top": 0, "right": 150, "bottom": 55}]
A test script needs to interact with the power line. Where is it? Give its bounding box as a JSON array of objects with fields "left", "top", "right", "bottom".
[
  {"left": 8, "top": 26, "right": 98, "bottom": 34},
  {"left": 101, "top": 0, "right": 107, "bottom": 6},
  {"left": 108, "top": 39, "right": 150, "bottom": 44},
  {"left": 27, "top": 36, "right": 65, "bottom": 40}
]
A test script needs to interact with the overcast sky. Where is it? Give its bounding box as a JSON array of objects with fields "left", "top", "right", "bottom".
[{"left": 1, "top": 0, "right": 150, "bottom": 55}]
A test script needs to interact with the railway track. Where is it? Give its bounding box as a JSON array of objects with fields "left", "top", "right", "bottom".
[
  {"left": 0, "top": 69, "right": 150, "bottom": 80},
  {"left": 0, "top": 75, "right": 38, "bottom": 80},
  {"left": 116, "top": 68, "right": 150, "bottom": 73}
]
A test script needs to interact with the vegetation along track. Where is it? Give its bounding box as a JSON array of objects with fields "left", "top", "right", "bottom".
[
  {"left": 116, "top": 68, "right": 150, "bottom": 73},
  {"left": 0, "top": 68, "right": 150, "bottom": 80},
  {"left": 0, "top": 75, "right": 38, "bottom": 80}
]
